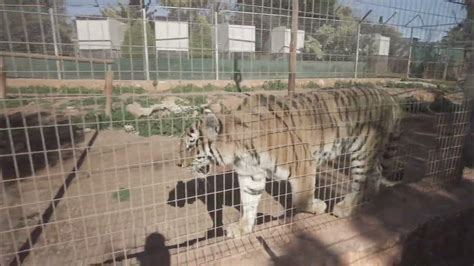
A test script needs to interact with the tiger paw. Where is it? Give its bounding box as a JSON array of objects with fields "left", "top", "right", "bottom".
[
  {"left": 304, "top": 199, "right": 327, "bottom": 214},
  {"left": 224, "top": 222, "right": 252, "bottom": 238},
  {"left": 332, "top": 193, "right": 361, "bottom": 218}
]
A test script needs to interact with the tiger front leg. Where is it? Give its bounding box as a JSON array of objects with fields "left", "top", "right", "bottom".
[{"left": 225, "top": 174, "right": 265, "bottom": 238}]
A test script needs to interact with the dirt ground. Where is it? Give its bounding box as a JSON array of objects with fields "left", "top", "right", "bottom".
[
  {"left": 6, "top": 77, "right": 402, "bottom": 92},
  {"left": 0, "top": 91, "right": 470, "bottom": 265}
]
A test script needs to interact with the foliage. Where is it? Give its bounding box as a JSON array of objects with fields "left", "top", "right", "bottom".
[
  {"left": 304, "top": 36, "right": 324, "bottom": 59},
  {"left": 121, "top": 20, "right": 155, "bottom": 58},
  {"left": 262, "top": 80, "right": 287, "bottom": 90},
  {"left": 223, "top": 84, "right": 253, "bottom": 92},
  {"left": 168, "top": 83, "right": 218, "bottom": 93},
  {"left": 189, "top": 15, "right": 213, "bottom": 58},
  {"left": 0, "top": 1, "right": 72, "bottom": 54},
  {"left": 303, "top": 81, "right": 321, "bottom": 89}
]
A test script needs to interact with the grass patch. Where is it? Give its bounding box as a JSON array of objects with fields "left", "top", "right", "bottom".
[
  {"left": 0, "top": 98, "right": 31, "bottom": 108},
  {"left": 72, "top": 107, "right": 197, "bottom": 137},
  {"left": 302, "top": 81, "right": 320, "bottom": 89},
  {"left": 262, "top": 80, "right": 287, "bottom": 90},
  {"left": 223, "top": 84, "right": 253, "bottom": 92},
  {"left": 168, "top": 83, "right": 218, "bottom": 93},
  {"left": 112, "top": 188, "right": 130, "bottom": 202},
  {"left": 8, "top": 86, "right": 146, "bottom": 95},
  {"left": 113, "top": 86, "right": 146, "bottom": 94},
  {"left": 334, "top": 81, "right": 378, "bottom": 89}
]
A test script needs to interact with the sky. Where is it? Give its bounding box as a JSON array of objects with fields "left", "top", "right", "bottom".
[{"left": 66, "top": 0, "right": 467, "bottom": 41}]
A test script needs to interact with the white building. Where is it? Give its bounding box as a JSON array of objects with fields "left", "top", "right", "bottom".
[
  {"left": 363, "top": 34, "right": 391, "bottom": 56},
  {"left": 216, "top": 24, "right": 255, "bottom": 52},
  {"left": 76, "top": 18, "right": 127, "bottom": 57},
  {"left": 155, "top": 21, "right": 189, "bottom": 52},
  {"left": 269, "top": 27, "right": 305, "bottom": 53}
]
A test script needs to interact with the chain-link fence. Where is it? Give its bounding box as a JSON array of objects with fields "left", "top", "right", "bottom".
[
  {"left": 0, "top": 0, "right": 469, "bottom": 81},
  {"left": 1, "top": 0, "right": 473, "bottom": 265}
]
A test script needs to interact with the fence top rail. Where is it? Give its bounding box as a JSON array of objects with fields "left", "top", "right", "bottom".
[{"left": 0, "top": 52, "right": 114, "bottom": 64}]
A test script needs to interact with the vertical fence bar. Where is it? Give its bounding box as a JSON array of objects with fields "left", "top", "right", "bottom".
[
  {"left": 104, "top": 65, "right": 113, "bottom": 117},
  {"left": 142, "top": 8, "right": 150, "bottom": 81},
  {"left": 354, "top": 23, "right": 361, "bottom": 79},
  {"left": 0, "top": 57, "right": 6, "bottom": 99},
  {"left": 288, "top": 0, "right": 299, "bottom": 95},
  {"left": 214, "top": 11, "right": 219, "bottom": 80},
  {"left": 443, "top": 47, "right": 449, "bottom": 80},
  {"left": 49, "top": 8, "right": 61, "bottom": 80},
  {"left": 406, "top": 27, "right": 414, "bottom": 79}
]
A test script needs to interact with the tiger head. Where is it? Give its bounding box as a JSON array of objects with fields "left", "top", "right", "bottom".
[{"left": 177, "top": 109, "right": 222, "bottom": 176}]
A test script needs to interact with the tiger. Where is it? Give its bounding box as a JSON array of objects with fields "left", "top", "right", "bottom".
[{"left": 176, "top": 87, "right": 403, "bottom": 238}]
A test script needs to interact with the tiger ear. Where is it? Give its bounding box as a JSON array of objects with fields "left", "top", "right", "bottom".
[{"left": 203, "top": 108, "right": 220, "bottom": 140}]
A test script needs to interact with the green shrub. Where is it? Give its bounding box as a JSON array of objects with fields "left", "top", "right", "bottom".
[{"left": 262, "top": 80, "right": 287, "bottom": 90}]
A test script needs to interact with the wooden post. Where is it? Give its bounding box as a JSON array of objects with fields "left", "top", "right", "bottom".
[
  {"left": 0, "top": 57, "right": 6, "bottom": 99},
  {"left": 288, "top": 0, "right": 299, "bottom": 96},
  {"left": 104, "top": 65, "right": 113, "bottom": 117}
]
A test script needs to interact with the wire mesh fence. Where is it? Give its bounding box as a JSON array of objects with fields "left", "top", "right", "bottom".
[
  {"left": 0, "top": 84, "right": 472, "bottom": 265},
  {"left": 0, "top": 0, "right": 469, "bottom": 81},
  {"left": 0, "top": 0, "right": 473, "bottom": 265}
]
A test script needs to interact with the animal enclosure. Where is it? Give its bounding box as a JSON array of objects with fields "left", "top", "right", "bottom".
[
  {"left": 0, "top": 84, "right": 471, "bottom": 265},
  {"left": 1, "top": 0, "right": 473, "bottom": 264}
]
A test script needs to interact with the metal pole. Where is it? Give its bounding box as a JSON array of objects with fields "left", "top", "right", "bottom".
[
  {"left": 104, "top": 64, "right": 113, "bottom": 118},
  {"left": 354, "top": 23, "right": 361, "bottom": 78},
  {"left": 214, "top": 11, "right": 219, "bottom": 80},
  {"left": 49, "top": 8, "right": 61, "bottom": 80},
  {"left": 288, "top": 0, "right": 299, "bottom": 96},
  {"left": 142, "top": 8, "right": 150, "bottom": 81},
  {"left": 0, "top": 57, "right": 6, "bottom": 99},
  {"left": 443, "top": 47, "right": 450, "bottom": 80},
  {"left": 407, "top": 27, "right": 414, "bottom": 79}
]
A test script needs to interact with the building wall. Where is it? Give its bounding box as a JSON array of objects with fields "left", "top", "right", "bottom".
[
  {"left": 155, "top": 21, "right": 189, "bottom": 51},
  {"left": 269, "top": 27, "right": 305, "bottom": 53}
]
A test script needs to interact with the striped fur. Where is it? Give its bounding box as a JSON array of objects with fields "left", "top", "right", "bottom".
[{"left": 177, "top": 88, "right": 403, "bottom": 238}]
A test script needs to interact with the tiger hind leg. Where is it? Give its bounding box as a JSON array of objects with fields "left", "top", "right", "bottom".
[
  {"left": 333, "top": 152, "right": 372, "bottom": 218},
  {"left": 289, "top": 169, "right": 326, "bottom": 215}
]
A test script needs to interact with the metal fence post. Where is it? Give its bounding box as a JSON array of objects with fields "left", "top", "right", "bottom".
[
  {"left": 214, "top": 11, "right": 219, "bottom": 81},
  {"left": 443, "top": 47, "right": 450, "bottom": 80},
  {"left": 354, "top": 23, "right": 361, "bottom": 79},
  {"left": 104, "top": 65, "right": 113, "bottom": 118},
  {"left": 407, "top": 27, "right": 414, "bottom": 79},
  {"left": 0, "top": 57, "right": 6, "bottom": 99},
  {"left": 49, "top": 8, "right": 61, "bottom": 80},
  {"left": 288, "top": 0, "right": 299, "bottom": 96},
  {"left": 142, "top": 8, "right": 150, "bottom": 81}
]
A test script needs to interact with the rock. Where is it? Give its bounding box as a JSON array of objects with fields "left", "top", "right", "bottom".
[
  {"left": 126, "top": 102, "right": 156, "bottom": 118},
  {"left": 125, "top": 97, "right": 199, "bottom": 118},
  {"left": 123, "top": 125, "right": 135, "bottom": 133}
]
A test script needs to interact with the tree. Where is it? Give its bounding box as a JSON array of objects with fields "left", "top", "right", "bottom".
[
  {"left": 189, "top": 15, "right": 213, "bottom": 58},
  {"left": 302, "top": 6, "right": 358, "bottom": 59},
  {"left": 122, "top": 20, "right": 155, "bottom": 58},
  {"left": 0, "top": 0, "right": 72, "bottom": 54},
  {"left": 101, "top": 1, "right": 156, "bottom": 58}
]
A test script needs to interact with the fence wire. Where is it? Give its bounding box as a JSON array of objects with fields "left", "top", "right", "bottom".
[
  {"left": 0, "top": 0, "right": 473, "bottom": 265},
  {"left": 0, "top": 0, "right": 470, "bottom": 81}
]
